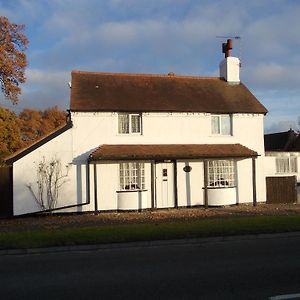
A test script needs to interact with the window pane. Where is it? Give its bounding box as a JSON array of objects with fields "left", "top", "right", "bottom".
[
  {"left": 131, "top": 115, "right": 141, "bottom": 133},
  {"left": 119, "top": 162, "right": 145, "bottom": 190},
  {"left": 211, "top": 116, "right": 220, "bottom": 134},
  {"left": 290, "top": 157, "right": 297, "bottom": 173},
  {"left": 118, "top": 114, "right": 129, "bottom": 134},
  {"left": 276, "top": 157, "right": 289, "bottom": 173},
  {"left": 208, "top": 160, "right": 235, "bottom": 188},
  {"left": 221, "top": 115, "right": 231, "bottom": 135}
]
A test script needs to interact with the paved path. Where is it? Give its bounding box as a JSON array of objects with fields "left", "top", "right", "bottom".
[{"left": 1, "top": 233, "right": 300, "bottom": 299}]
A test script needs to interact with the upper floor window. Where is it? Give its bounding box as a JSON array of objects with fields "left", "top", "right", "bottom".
[
  {"left": 276, "top": 156, "right": 297, "bottom": 174},
  {"left": 211, "top": 114, "right": 232, "bottom": 135},
  {"left": 119, "top": 162, "right": 145, "bottom": 191},
  {"left": 208, "top": 160, "right": 235, "bottom": 188},
  {"left": 118, "top": 113, "right": 142, "bottom": 134}
]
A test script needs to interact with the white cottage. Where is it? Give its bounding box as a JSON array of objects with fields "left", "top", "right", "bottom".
[{"left": 5, "top": 44, "right": 268, "bottom": 216}]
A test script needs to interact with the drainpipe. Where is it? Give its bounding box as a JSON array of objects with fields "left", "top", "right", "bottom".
[
  {"left": 252, "top": 157, "right": 257, "bottom": 206},
  {"left": 203, "top": 160, "right": 208, "bottom": 208},
  {"left": 174, "top": 160, "right": 178, "bottom": 208}
]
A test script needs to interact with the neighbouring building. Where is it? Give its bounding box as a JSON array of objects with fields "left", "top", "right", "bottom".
[
  {"left": 4, "top": 40, "right": 268, "bottom": 216},
  {"left": 264, "top": 129, "right": 300, "bottom": 203}
]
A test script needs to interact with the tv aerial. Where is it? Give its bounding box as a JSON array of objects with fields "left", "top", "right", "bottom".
[{"left": 216, "top": 35, "right": 242, "bottom": 61}]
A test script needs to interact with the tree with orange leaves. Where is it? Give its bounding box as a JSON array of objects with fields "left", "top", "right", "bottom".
[
  {"left": 19, "top": 106, "right": 67, "bottom": 146},
  {"left": 0, "top": 107, "right": 21, "bottom": 161},
  {"left": 0, "top": 16, "right": 28, "bottom": 104}
]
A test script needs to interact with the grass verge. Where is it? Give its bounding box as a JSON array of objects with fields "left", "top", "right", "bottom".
[{"left": 1, "top": 215, "right": 300, "bottom": 249}]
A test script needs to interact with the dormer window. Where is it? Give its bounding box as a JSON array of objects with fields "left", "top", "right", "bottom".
[
  {"left": 118, "top": 113, "right": 142, "bottom": 134},
  {"left": 211, "top": 114, "right": 232, "bottom": 135}
]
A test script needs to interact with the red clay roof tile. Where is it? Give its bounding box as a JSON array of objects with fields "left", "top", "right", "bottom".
[{"left": 70, "top": 71, "right": 268, "bottom": 114}]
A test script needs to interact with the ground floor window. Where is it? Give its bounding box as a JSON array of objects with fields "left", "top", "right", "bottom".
[
  {"left": 208, "top": 160, "right": 235, "bottom": 188},
  {"left": 119, "top": 162, "right": 145, "bottom": 190},
  {"left": 276, "top": 156, "right": 297, "bottom": 174}
]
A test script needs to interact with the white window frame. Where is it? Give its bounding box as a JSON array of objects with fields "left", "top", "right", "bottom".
[
  {"left": 208, "top": 160, "right": 236, "bottom": 188},
  {"left": 211, "top": 114, "right": 232, "bottom": 136},
  {"left": 118, "top": 113, "right": 142, "bottom": 135},
  {"left": 119, "top": 162, "right": 145, "bottom": 191},
  {"left": 276, "top": 156, "right": 297, "bottom": 174}
]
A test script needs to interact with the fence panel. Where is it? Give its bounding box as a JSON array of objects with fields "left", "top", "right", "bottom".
[
  {"left": 0, "top": 166, "right": 13, "bottom": 218},
  {"left": 266, "top": 176, "right": 297, "bottom": 204}
]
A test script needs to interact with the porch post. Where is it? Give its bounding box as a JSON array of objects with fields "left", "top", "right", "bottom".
[
  {"left": 203, "top": 160, "right": 208, "bottom": 208},
  {"left": 151, "top": 161, "right": 155, "bottom": 210},
  {"left": 86, "top": 161, "right": 91, "bottom": 204},
  {"left": 174, "top": 160, "right": 178, "bottom": 208},
  {"left": 252, "top": 157, "right": 257, "bottom": 207},
  {"left": 93, "top": 163, "right": 98, "bottom": 212}
]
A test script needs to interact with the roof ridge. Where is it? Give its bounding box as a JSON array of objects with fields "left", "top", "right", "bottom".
[{"left": 72, "top": 70, "right": 219, "bottom": 80}]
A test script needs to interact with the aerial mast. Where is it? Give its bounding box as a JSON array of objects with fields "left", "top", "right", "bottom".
[{"left": 216, "top": 36, "right": 241, "bottom": 59}]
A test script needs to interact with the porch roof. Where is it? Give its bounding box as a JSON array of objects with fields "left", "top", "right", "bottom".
[{"left": 89, "top": 144, "right": 258, "bottom": 161}]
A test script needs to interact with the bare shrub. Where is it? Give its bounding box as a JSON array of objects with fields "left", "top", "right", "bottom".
[{"left": 27, "top": 157, "right": 69, "bottom": 211}]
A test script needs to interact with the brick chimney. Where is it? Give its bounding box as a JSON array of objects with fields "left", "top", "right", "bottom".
[{"left": 219, "top": 39, "right": 240, "bottom": 84}]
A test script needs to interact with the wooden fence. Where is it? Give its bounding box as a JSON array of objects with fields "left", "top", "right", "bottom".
[
  {"left": 0, "top": 166, "right": 13, "bottom": 218},
  {"left": 266, "top": 176, "right": 297, "bottom": 204}
]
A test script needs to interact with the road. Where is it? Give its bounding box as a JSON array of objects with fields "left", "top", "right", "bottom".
[{"left": 1, "top": 234, "right": 300, "bottom": 299}]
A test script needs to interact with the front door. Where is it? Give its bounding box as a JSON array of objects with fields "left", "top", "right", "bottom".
[{"left": 155, "top": 162, "right": 175, "bottom": 208}]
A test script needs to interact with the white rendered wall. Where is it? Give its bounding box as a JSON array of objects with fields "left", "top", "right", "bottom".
[
  {"left": 71, "top": 112, "right": 265, "bottom": 154},
  {"left": 265, "top": 152, "right": 300, "bottom": 182},
  {"left": 12, "top": 128, "right": 95, "bottom": 215},
  {"left": 12, "top": 111, "right": 266, "bottom": 215},
  {"left": 71, "top": 112, "right": 266, "bottom": 204},
  {"left": 176, "top": 160, "right": 204, "bottom": 206},
  {"left": 177, "top": 158, "right": 258, "bottom": 206},
  {"left": 236, "top": 159, "right": 254, "bottom": 204},
  {"left": 95, "top": 161, "right": 152, "bottom": 211}
]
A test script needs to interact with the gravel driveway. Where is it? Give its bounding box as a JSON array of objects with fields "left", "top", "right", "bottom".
[{"left": 1, "top": 203, "right": 300, "bottom": 232}]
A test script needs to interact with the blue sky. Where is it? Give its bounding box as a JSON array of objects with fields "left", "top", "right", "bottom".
[{"left": 1, "top": 0, "right": 300, "bottom": 133}]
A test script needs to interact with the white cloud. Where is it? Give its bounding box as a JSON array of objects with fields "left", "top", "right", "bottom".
[
  {"left": 1, "top": 0, "right": 300, "bottom": 133},
  {"left": 21, "top": 69, "right": 70, "bottom": 109},
  {"left": 245, "top": 63, "right": 300, "bottom": 90}
]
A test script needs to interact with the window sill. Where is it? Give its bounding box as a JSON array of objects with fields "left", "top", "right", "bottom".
[
  {"left": 204, "top": 186, "right": 237, "bottom": 189},
  {"left": 210, "top": 134, "right": 233, "bottom": 137},
  {"left": 116, "top": 133, "right": 143, "bottom": 136},
  {"left": 275, "top": 172, "right": 297, "bottom": 175},
  {"left": 116, "top": 189, "right": 148, "bottom": 193}
]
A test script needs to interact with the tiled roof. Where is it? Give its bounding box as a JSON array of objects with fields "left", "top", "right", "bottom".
[
  {"left": 89, "top": 144, "right": 258, "bottom": 161},
  {"left": 264, "top": 129, "right": 300, "bottom": 151},
  {"left": 70, "top": 71, "right": 268, "bottom": 114}
]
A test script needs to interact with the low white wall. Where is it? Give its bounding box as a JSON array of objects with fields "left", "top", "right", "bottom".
[
  {"left": 117, "top": 191, "right": 148, "bottom": 210},
  {"left": 207, "top": 187, "right": 237, "bottom": 206}
]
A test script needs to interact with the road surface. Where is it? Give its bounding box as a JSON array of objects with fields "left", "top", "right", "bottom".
[{"left": 1, "top": 234, "right": 300, "bottom": 299}]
